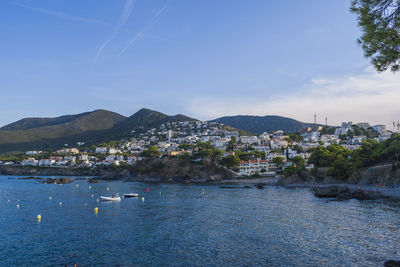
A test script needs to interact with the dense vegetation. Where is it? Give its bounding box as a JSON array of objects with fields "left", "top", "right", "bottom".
[
  {"left": 212, "top": 115, "right": 316, "bottom": 134},
  {"left": 0, "top": 108, "right": 195, "bottom": 154},
  {"left": 308, "top": 134, "right": 400, "bottom": 180},
  {"left": 351, "top": 0, "right": 400, "bottom": 72}
]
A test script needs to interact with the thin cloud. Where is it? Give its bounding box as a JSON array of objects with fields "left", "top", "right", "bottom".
[
  {"left": 12, "top": 2, "right": 108, "bottom": 25},
  {"left": 94, "top": 0, "right": 135, "bottom": 63},
  {"left": 118, "top": 0, "right": 172, "bottom": 56},
  {"left": 184, "top": 67, "right": 400, "bottom": 129}
]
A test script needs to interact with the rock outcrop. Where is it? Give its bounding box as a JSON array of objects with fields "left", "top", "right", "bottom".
[
  {"left": 41, "top": 177, "right": 72, "bottom": 184},
  {"left": 313, "top": 186, "right": 388, "bottom": 201},
  {"left": 384, "top": 260, "right": 400, "bottom": 267}
]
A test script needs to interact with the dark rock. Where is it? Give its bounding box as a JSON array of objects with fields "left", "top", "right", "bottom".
[
  {"left": 313, "top": 185, "right": 388, "bottom": 201},
  {"left": 256, "top": 185, "right": 264, "bottom": 189},
  {"left": 88, "top": 178, "right": 100, "bottom": 183},
  {"left": 41, "top": 177, "right": 72, "bottom": 184},
  {"left": 384, "top": 260, "right": 400, "bottom": 267},
  {"left": 219, "top": 186, "right": 241, "bottom": 189},
  {"left": 243, "top": 185, "right": 252, "bottom": 189},
  {"left": 313, "top": 186, "right": 347, "bottom": 198}
]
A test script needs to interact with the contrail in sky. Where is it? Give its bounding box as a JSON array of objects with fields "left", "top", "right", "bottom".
[
  {"left": 12, "top": 2, "right": 108, "bottom": 25},
  {"left": 118, "top": 0, "right": 172, "bottom": 56},
  {"left": 94, "top": 0, "right": 135, "bottom": 63}
]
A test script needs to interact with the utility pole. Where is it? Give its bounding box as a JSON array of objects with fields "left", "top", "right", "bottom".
[
  {"left": 314, "top": 114, "right": 316, "bottom": 131},
  {"left": 325, "top": 117, "right": 328, "bottom": 127}
]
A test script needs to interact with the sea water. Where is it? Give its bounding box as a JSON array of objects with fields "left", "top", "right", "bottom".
[{"left": 0, "top": 176, "right": 399, "bottom": 266}]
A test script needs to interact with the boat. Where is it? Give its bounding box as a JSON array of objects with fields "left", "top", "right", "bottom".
[
  {"left": 100, "top": 196, "right": 121, "bottom": 201},
  {"left": 124, "top": 193, "right": 139, "bottom": 198}
]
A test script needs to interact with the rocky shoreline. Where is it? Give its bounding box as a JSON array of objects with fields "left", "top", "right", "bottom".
[{"left": 2, "top": 162, "right": 400, "bottom": 200}]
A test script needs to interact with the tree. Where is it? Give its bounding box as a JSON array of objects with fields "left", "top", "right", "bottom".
[
  {"left": 351, "top": 0, "right": 400, "bottom": 72},
  {"left": 141, "top": 146, "right": 161, "bottom": 158},
  {"left": 220, "top": 154, "right": 240, "bottom": 168},
  {"left": 226, "top": 136, "right": 236, "bottom": 151},
  {"left": 272, "top": 157, "right": 284, "bottom": 166},
  {"left": 292, "top": 156, "right": 305, "bottom": 169}
]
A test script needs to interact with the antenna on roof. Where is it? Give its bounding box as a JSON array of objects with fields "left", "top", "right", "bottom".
[{"left": 325, "top": 117, "right": 328, "bottom": 127}]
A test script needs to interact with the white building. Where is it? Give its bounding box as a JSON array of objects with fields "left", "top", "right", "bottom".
[
  {"left": 239, "top": 159, "right": 269, "bottom": 176},
  {"left": 25, "top": 151, "right": 42, "bottom": 155},
  {"left": 240, "top": 136, "right": 260, "bottom": 145},
  {"left": 95, "top": 147, "right": 108, "bottom": 154},
  {"left": 166, "top": 130, "right": 173, "bottom": 141},
  {"left": 372, "top": 124, "right": 386, "bottom": 134},
  {"left": 21, "top": 158, "right": 38, "bottom": 166},
  {"left": 38, "top": 159, "right": 55, "bottom": 166},
  {"left": 79, "top": 154, "right": 89, "bottom": 161},
  {"left": 335, "top": 122, "right": 353, "bottom": 136}
]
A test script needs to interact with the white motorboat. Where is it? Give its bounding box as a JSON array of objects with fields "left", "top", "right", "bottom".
[
  {"left": 124, "top": 193, "right": 139, "bottom": 198},
  {"left": 100, "top": 196, "right": 121, "bottom": 201}
]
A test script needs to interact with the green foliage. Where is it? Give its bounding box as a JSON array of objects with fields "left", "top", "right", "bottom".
[
  {"left": 226, "top": 136, "right": 236, "bottom": 152},
  {"left": 320, "top": 127, "right": 336, "bottom": 135},
  {"left": 286, "top": 133, "right": 304, "bottom": 143},
  {"left": 309, "top": 134, "right": 400, "bottom": 180},
  {"left": 178, "top": 152, "right": 192, "bottom": 161},
  {"left": 178, "top": 143, "right": 196, "bottom": 150},
  {"left": 292, "top": 156, "right": 305, "bottom": 168},
  {"left": 283, "top": 165, "right": 297, "bottom": 177},
  {"left": 327, "top": 154, "right": 352, "bottom": 180},
  {"left": 193, "top": 142, "right": 223, "bottom": 162},
  {"left": 141, "top": 146, "right": 161, "bottom": 158},
  {"left": 212, "top": 115, "right": 315, "bottom": 134},
  {"left": 351, "top": 0, "right": 400, "bottom": 72},
  {"left": 292, "top": 144, "right": 303, "bottom": 153},
  {"left": 272, "top": 157, "right": 284, "bottom": 166},
  {"left": 236, "top": 151, "right": 265, "bottom": 161},
  {"left": 220, "top": 154, "right": 240, "bottom": 168},
  {"left": 308, "top": 145, "right": 351, "bottom": 167}
]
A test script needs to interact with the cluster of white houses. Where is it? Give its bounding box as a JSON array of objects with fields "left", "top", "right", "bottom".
[{"left": 6, "top": 120, "right": 395, "bottom": 176}]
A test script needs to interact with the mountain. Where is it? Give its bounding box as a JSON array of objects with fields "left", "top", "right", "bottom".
[
  {"left": 0, "top": 108, "right": 196, "bottom": 153},
  {"left": 107, "top": 108, "right": 196, "bottom": 137},
  {"left": 211, "top": 115, "right": 315, "bottom": 134},
  {"left": 0, "top": 111, "right": 104, "bottom": 131},
  {"left": 0, "top": 110, "right": 126, "bottom": 153}
]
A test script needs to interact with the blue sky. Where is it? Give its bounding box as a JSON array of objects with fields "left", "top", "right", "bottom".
[{"left": 1, "top": 0, "right": 399, "bottom": 128}]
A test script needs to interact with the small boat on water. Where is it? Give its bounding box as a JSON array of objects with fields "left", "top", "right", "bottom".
[
  {"left": 124, "top": 193, "right": 139, "bottom": 198},
  {"left": 100, "top": 196, "right": 121, "bottom": 201}
]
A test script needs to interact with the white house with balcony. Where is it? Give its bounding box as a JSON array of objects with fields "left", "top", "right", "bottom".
[{"left": 239, "top": 159, "right": 269, "bottom": 176}]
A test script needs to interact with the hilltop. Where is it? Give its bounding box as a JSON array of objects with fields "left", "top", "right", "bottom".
[
  {"left": 211, "top": 115, "right": 316, "bottom": 134},
  {"left": 0, "top": 108, "right": 196, "bottom": 153}
]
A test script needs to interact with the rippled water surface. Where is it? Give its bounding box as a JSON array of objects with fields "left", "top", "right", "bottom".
[{"left": 0, "top": 176, "right": 399, "bottom": 266}]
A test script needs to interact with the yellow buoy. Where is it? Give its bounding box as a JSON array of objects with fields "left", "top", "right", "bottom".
[
  {"left": 76, "top": 184, "right": 79, "bottom": 188},
  {"left": 94, "top": 207, "right": 98, "bottom": 213},
  {"left": 141, "top": 197, "right": 145, "bottom": 202},
  {"left": 89, "top": 185, "right": 91, "bottom": 189},
  {"left": 37, "top": 214, "right": 41, "bottom": 221},
  {"left": 107, "top": 187, "right": 110, "bottom": 191}
]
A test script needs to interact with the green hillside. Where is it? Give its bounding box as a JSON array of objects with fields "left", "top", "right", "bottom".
[
  {"left": 0, "top": 108, "right": 196, "bottom": 153},
  {"left": 211, "top": 115, "right": 316, "bottom": 134}
]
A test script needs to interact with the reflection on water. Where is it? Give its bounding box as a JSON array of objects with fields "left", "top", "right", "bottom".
[{"left": 0, "top": 176, "right": 399, "bottom": 266}]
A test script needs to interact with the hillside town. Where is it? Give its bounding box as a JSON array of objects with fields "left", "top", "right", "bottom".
[{"left": 0, "top": 120, "right": 396, "bottom": 178}]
